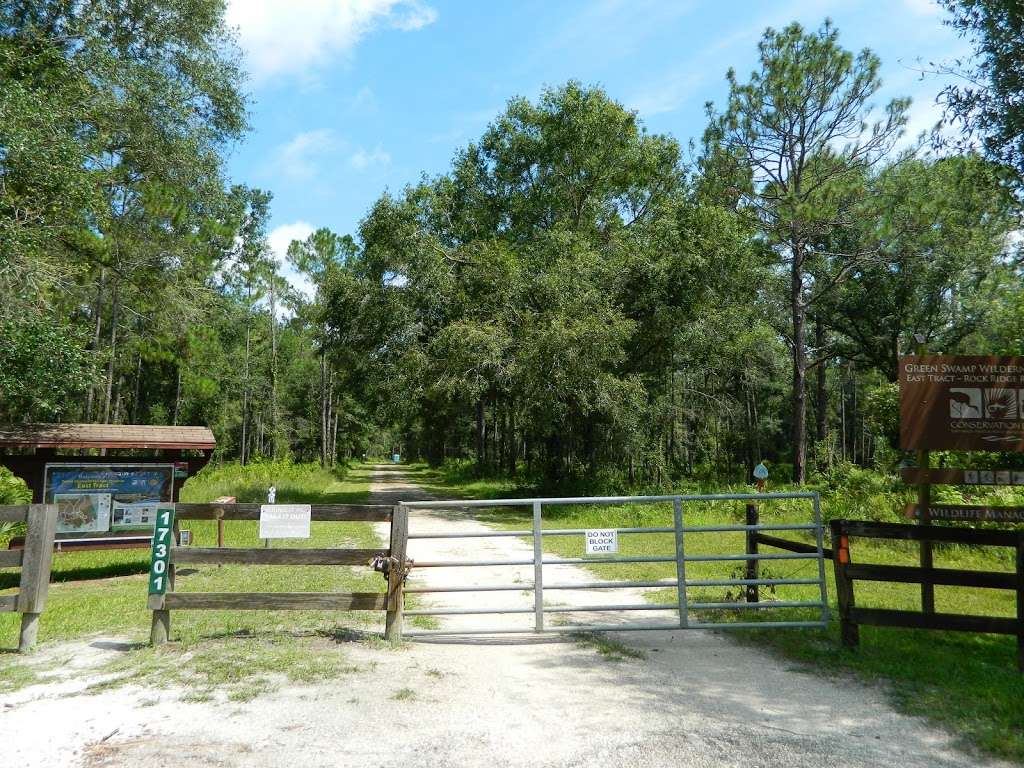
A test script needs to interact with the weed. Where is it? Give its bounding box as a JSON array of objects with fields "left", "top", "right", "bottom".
[{"left": 573, "top": 632, "right": 645, "bottom": 660}]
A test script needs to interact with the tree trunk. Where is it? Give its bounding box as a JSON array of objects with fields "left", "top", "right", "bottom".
[
  {"left": 241, "top": 283, "right": 251, "bottom": 466},
  {"left": 173, "top": 366, "right": 182, "bottom": 426},
  {"left": 320, "top": 352, "right": 328, "bottom": 468},
  {"left": 132, "top": 353, "right": 142, "bottom": 423},
  {"left": 814, "top": 316, "right": 828, "bottom": 471},
  {"left": 475, "top": 398, "right": 485, "bottom": 471},
  {"left": 85, "top": 268, "right": 105, "bottom": 421},
  {"left": 269, "top": 278, "right": 279, "bottom": 459},
  {"left": 791, "top": 249, "right": 807, "bottom": 485},
  {"left": 103, "top": 280, "right": 120, "bottom": 424}
]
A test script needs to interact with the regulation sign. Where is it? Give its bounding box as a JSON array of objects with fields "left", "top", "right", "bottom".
[
  {"left": 899, "top": 355, "right": 1024, "bottom": 451},
  {"left": 585, "top": 529, "right": 618, "bottom": 555},
  {"left": 258, "top": 504, "right": 312, "bottom": 539}
]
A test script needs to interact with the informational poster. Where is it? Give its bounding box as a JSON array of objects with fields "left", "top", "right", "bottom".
[
  {"left": 899, "top": 356, "right": 1024, "bottom": 451},
  {"left": 44, "top": 464, "right": 174, "bottom": 535},
  {"left": 259, "top": 504, "right": 312, "bottom": 539}
]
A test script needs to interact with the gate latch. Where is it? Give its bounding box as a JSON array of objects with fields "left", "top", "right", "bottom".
[{"left": 370, "top": 554, "right": 413, "bottom": 582}]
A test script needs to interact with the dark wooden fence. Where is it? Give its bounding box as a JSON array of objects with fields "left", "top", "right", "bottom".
[
  {"left": 830, "top": 519, "right": 1024, "bottom": 671},
  {"left": 148, "top": 502, "right": 408, "bottom": 645},
  {"left": 0, "top": 504, "right": 58, "bottom": 651}
]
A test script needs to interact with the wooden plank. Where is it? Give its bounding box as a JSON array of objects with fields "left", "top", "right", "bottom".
[
  {"left": 0, "top": 506, "right": 28, "bottom": 523},
  {"left": 901, "top": 467, "right": 1024, "bottom": 486},
  {"left": 0, "top": 550, "right": 23, "bottom": 568},
  {"left": 845, "top": 563, "right": 1016, "bottom": 590},
  {"left": 386, "top": 504, "right": 409, "bottom": 641},
  {"left": 1016, "top": 535, "right": 1024, "bottom": 672},
  {"left": 174, "top": 503, "right": 393, "bottom": 522},
  {"left": 753, "top": 532, "right": 834, "bottom": 559},
  {"left": 163, "top": 592, "right": 388, "bottom": 611},
  {"left": 849, "top": 607, "right": 1020, "bottom": 635},
  {"left": 0, "top": 594, "right": 18, "bottom": 612},
  {"left": 904, "top": 504, "right": 1024, "bottom": 524},
  {"left": 172, "top": 547, "right": 384, "bottom": 566},
  {"left": 837, "top": 519, "right": 1019, "bottom": 547},
  {"left": 17, "top": 505, "right": 57, "bottom": 615}
]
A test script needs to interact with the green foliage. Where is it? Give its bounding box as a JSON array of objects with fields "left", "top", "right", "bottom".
[
  {"left": 939, "top": 0, "right": 1024, "bottom": 185},
  {"left": 0, "top": 314, "right": 94, "bottom": 421}
]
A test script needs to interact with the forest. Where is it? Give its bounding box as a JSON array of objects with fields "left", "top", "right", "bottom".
[{"left": 2, "top": 0, "right": 1022, "bottom": 488}]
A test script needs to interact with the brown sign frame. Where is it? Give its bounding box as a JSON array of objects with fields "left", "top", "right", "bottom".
[{"left": 899, "top": 355, "right": 1024, "bottom": 452}]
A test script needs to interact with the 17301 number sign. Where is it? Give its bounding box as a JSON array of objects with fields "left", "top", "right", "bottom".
[{"left": 148, "top": 505, "right": 175, "bottom": 595}]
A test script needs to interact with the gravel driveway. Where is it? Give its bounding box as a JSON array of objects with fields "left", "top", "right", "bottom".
[{"left": 0, "top": 466, "right": 1011, "bottom": 768}]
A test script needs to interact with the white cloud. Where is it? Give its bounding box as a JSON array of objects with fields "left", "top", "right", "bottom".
[
  {"left": 348, "top": 85, "right": 379, "bottom": 114},
  {"left": 268, "top": 221, "right": 317, "bottom": 298},
  {"left": 276, "top": 129, "right": 338, "bottom": 180},
  {"left": 902, "top": 0, "right": 940, "bottom": 16},
  {"left": 349, "top": 145, "right": 391, "bottom": 170},
  {"left": 627, "top": 71, "right": 705, "bottom": 117},
  {"left": 226, "top": 0, "right": 438, "bottom": 84}
]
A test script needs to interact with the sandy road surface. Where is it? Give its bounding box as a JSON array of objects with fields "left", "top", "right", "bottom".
[{"left": 0, "top": 465, "right": 1011, "bottom": 768}]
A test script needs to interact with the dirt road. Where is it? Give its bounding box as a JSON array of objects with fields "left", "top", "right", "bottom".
[{"left": 0, "top": 466, "right": 1010, "bottom": 767}]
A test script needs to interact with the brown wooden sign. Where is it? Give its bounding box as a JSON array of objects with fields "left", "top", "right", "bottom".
[
  {"left": 904, "top": 504, "right": 1024, "bottom": 523},
  {"left": 900, "top": 468, "right": 1024, "bottom": 485},
  {"left": 899, "top": 355, "right": 1024, "bottom": 451}
]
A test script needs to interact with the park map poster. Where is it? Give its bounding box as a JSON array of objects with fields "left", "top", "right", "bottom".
[{"left": 43, "top": 464, "right": 174, "bottom": 534}]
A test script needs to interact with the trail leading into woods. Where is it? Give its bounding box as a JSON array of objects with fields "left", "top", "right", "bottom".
[{"left": 0, "top": 465, "right": 1011, "bottom": 768}]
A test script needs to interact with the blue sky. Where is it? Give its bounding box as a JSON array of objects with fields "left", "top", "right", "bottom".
[{"left": 223, "top": 0, "right": 968, "bottom": 290}]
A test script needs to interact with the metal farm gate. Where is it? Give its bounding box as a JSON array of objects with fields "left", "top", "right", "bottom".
[{"left": 400, "top": 492, "right": 829, "bottom": 636}]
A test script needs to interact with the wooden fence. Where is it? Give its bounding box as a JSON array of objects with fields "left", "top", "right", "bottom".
[
  {"left": 148, "top": 503, "right": 408, "bottom": 645},
  {"left": 0, "top": 504, "right": 58, "bottom": 651},
  {"left": 830, "top": 519, "right": 1024, "bottom": 671}
]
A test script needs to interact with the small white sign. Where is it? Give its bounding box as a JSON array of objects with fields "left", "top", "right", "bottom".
[
  {"left": 259, "top": 504, "right": 312, "bottom": 539},
  {"left": 585, "top": 529, "right": 618, "bottom": 555}
]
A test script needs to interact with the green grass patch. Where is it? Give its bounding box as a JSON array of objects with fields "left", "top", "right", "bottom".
[{"left": 87, "top": 633, "right": 367, "bottom": 703}]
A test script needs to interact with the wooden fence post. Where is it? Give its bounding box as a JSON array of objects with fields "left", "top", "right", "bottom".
[
  {"left": 17, "top": 504, "right": 57, "bottom": 652},
  {"left": 830, "top": 519, "right": 859, "bottom": 648},
  {"left": 745, "top": 504, "right": 759, "bottom": 603},
  {"left": 385, "top": 504, "right": 408, "bottom": 642},
  {"left": 1016, "top": 533, "right": 1024, "bottom": 673}
]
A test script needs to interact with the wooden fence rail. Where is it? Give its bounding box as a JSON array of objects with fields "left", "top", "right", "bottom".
[
  {"left": 0, "top": 504, "right": 58, "bottom": 651},
  {"left": 830, "top": 519, "right": 1024, "bottom": 671},
  {"left": 148, "top": 503, "right": 408, "bottom": 645}
]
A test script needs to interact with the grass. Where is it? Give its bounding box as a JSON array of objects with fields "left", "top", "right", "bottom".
[
  {"left": 572, "top": 631, "right": 646, "bottom": 661},
  {"left": 85, "top": 632, "right": 367, "bottom": 703},
  {"left": 413, "top": 465, "right": 1024, "bottom": 763}
]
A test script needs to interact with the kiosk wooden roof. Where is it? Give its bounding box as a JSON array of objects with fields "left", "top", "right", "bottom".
[
  {"left": 0, "top": 423, "right": 215, "bottom": 504},
  {"left": 0, "top": 424, "right": 215, "bottom": 451}
]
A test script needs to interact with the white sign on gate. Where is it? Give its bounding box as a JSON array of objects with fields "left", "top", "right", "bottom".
[
  {"left": 259, "top": 504, "right": 312, "bottom": 539},
  {"left": 585, "top": 529, "right": 618, "bottom": 554}
]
